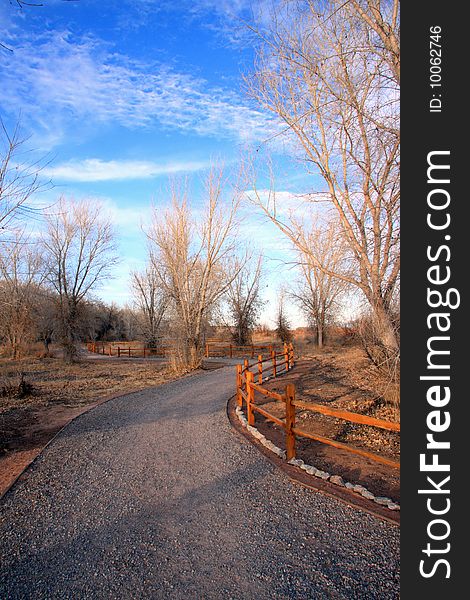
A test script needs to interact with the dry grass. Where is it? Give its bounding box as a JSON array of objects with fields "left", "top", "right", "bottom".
[
  {"left": 0, "top": 354, "right": 172, "bottom": 415},
  {"left": 254, "top": 345, "right": 400, "bottom": 460},
  {"left": 250, "top": 344, "right": 400, "bottom": 500},
  {"left": 299, "top": 345, "right": 400, "bottom": 417}
]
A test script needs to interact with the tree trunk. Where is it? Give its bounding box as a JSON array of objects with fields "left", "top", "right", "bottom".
[
  {"left": 317, "top": 322, "right": 324, "bottom": 349},
  {"left": 61, "top": 302, "right": 80, "bottom": 363},
  {"left": 43, "top": 336, "right": 51, "bottom": 354},
  {"left": 372, "top": 302, "right": 399, "bottom": 352},
  {"left": 187, "top": 338, "right": 202, "bottom": 370}
]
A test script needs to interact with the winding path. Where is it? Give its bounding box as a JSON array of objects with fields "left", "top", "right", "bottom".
[{"left": 0, "top": 364, "right": 399, "bottom": 599}]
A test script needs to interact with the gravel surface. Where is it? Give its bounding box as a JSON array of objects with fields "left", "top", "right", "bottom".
[{"left": 0, "top": 365, "right": 399, "bottom": 599}]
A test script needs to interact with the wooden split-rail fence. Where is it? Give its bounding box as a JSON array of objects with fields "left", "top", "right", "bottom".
[
  {"left": 236, "top": 344, "right": 400, "bottom": 469},
  {"left": 86, "top": 342, "right": 170, "bottom": 358},
  {"left": 87, "top": 340, "right": 284, "bottom": 360},
  {"left": 205, "top": 341, "right": 280, "bottom": 359}
]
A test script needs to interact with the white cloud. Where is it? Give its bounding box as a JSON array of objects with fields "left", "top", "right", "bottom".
[
  {"left": 0, "top": 29, "right": 280, "bottom": 147},
  {"left": 44, "top": 158, "right": 212, "bottom": 182},
  {"left": 97, "top": 198, "right": 150, "bottom": 234}
]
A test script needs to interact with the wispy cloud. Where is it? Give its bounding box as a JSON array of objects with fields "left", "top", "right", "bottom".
[
  {"left": 44, "top": 157, "right": 212, "bottom": 182},
  {"left": 120, "top": 0, "right": 272, "bottom": 46},
  {"left": 0, "top": 29, "right": 280, "bottom": 147}
]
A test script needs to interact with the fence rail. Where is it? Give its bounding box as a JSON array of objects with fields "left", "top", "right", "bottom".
[
  {"left": 235, "top": 347, "right": 400, "bottom": 469},
  {"left": 86, "top": 342, "right": 171, "bottom": 358},
  {"left": 86, "top": 340, "right": 284, "bottom": 361},
  {"left": 205, "top": 341, "right": 283, "bottom": 359}
]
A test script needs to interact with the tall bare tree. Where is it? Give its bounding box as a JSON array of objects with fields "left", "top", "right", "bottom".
[
  {"left": 248, "top": 0, "right": 400, "bottom": 352},
  {"left": 225, "top": 254, "right": 264, "bottom": 346},
  {"left": 290, "top": 219, "right": 349, "bottom": 348},
  {"left": 147, "top": 168, "right": 243, "bottom": 369},
  {"left": 34, "top": 290, "right": 57, "bottom": 355},
  {"left": 0, "top": 230, "right": 46, "bottom": 357},
  {"left": 131, "top": 263, "right": 168, "bottom": 347},
  {"left": 42, "top": 197, "right": 118, "bottom": 361}
]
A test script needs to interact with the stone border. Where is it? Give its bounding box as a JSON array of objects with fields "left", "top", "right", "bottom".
[{"left": 235, "top": 406, "right": 400, "bottom": 513}]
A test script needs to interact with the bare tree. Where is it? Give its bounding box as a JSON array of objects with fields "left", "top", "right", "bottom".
[
  {"left": 42, "top": 197, "right": 118, "bottom": 362},
  {"left": 0, "top": 230, "right": 46, "bottom": 357},
  {"left": 225, "top": 254, "right": 264, "bottom": 346},
  {"left": 248, "top": 0, "right": 400, "bottom": 353},
  {"left": 275, "top": 289, "right": 292, "bottom": 344},
  {"left": 0, "top": 121, "right": 48, "bottom": 235},
  {"left": 147, "top": 167, "right": 243, "bottom": 369},
  {"left": 34, "top": 290, "right": 57, "bottom": 355},
  {"left": 120, "top": 304, "right": 141, "bottom": 341},
  {"left": 290, "top": 218, "right": 349, "bottom": 348},
  {"left": 131, "top": 263, "right": 167, "bottom": 347}
]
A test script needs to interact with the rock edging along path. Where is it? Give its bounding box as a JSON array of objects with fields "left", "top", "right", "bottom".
[{"left": 0, "top": 365, "right": 399, "bottom": 599}]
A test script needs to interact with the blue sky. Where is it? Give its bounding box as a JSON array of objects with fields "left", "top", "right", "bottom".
[{"left": 1, "top": 0, "right": 321, "bottom": 327}]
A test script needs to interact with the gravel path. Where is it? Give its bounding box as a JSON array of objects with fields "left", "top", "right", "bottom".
[{"left": 0, "top": 365, "right": 399, "bottom": 599}]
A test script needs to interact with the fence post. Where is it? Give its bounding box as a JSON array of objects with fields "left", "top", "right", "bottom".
[
  {"left": 143, "top": 347, "right": 146, "bottom": 358},
  {"left": 236, "top": 364, "right": 243, "bottom": 408},
  {"left": 117, "top": 346, "right": 120, "bottom": 357},
  {"left": 258, "top": 354, "right": 263, "bottom": 384},
  {"left": 230, "top": 344, "right": 233, "bottom": 359},
  {"left": 246, "top": 371, "right": 255, "bottom": 426},
  {"left": 289, "top": 343, "right": 294, "bottom": 368},
  {"left": 244, "top": 358, "right": 249, "bottom": 373},
  {"left": 285, "top": 383, "right": 296, "bottom": 461},
  {"left": 128, "top": 347, "right": 131, "bottom": 357},
  {"left": 284, "top": 343, "right": 289, "bottom": 371},
  {"left": 271, "top": 349, "right": 277, "bottom": 378},
  {"left": 251, "top": 344, "right": 254, "bottom": 359}
]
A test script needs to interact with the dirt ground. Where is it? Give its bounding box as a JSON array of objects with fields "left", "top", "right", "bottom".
[
  {"left": 251, "top": 346, "right": 400, "bottom": 502},
  {"left": 0, "top": 350, "right": 174, "bottom": 495}
]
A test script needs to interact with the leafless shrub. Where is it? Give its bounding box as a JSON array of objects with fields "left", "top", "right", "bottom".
[
  {"left": 356, "top": 312, "right": 400, "bottom": 398},
  {"left": 0, "top": 371, "right": 34, "bottom": 399}
]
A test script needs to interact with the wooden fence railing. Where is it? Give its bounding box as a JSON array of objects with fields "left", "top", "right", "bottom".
[
  {"left": 205, "top": 341, "right": 281, "bottom": 359},
  {"left": 87, "top": 340, "right": 281, "bottom": 360},
  {"left": 236, "top": 347, "right": 400, "bottom": 469},
  {"left": 86, "top": 342, "right": 171, "bottom": 358}
]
